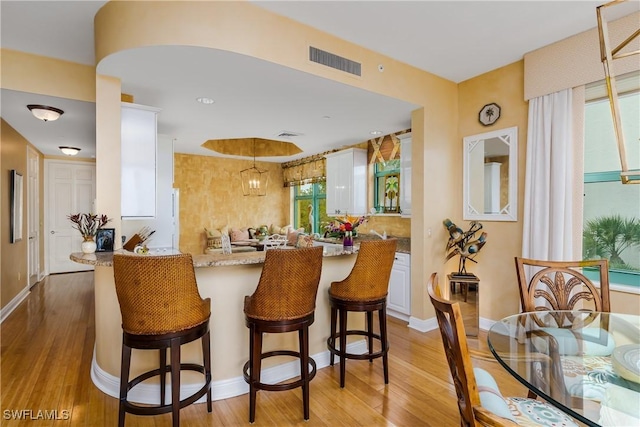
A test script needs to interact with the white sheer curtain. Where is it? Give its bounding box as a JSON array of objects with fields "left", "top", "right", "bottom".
[{"left": 522, "top": 89, "right": 574, "bottom": 261}]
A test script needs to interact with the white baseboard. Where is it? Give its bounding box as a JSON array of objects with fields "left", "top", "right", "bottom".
[
  {"left": 408, "top": 316, "right": 438, "bottom": 332},
  {"left": 408, "top": 315, "right": 496, "bottom": 334},
  {"left": 387, "top": 309, "right": 410, "bottom": 322},
  {"left": 479, "top": 317, "right": 496, "bottom": 332},
  {"left": 91, "top": 340, "right": 368, "bottom": 404},
  {"left": 0, "top": 287, "right": 30, "bottom": 324}
]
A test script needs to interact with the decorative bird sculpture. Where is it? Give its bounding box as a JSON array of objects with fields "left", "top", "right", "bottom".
[{"left": 443, "top": 219, "right": 488, "bottom": 275}]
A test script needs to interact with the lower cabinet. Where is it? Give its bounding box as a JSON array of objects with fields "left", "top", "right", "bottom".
[{"left": 387, "top": 252, "right": 411, "bottom": 318}]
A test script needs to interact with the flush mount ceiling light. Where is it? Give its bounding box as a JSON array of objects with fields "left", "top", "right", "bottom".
[
  {"left": 59, "top": 146, "right": 81, "bottom": 156},
  {"left": 27, "top": 104, "right": 64, "bottom": 122},
  {"left": 370, "top": 130, "right": 383, "bottom": 136}
]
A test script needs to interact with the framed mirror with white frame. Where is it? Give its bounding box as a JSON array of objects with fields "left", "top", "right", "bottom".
[{"left": 463, "top": 126, "right": 517, "bottom": 221}]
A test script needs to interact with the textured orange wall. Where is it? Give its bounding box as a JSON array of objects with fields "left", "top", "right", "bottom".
[
  {"left": 1, "top": 119, "right": 28, "bottom": 309},
  {"left": 174, "top": 153, "right": 289, "bottom": 255}
]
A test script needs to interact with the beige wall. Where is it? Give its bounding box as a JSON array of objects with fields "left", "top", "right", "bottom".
[
  {"left": 174, "top": 153, "right": 289, "bottom": 255},
  {"left": 1, "top": 119, "right": 28, "bottom": 309},
  {"left": 457, "top": 61, "right": 529, "bottom": 321},
  {"left": 524, "top": 11, "right": 640, "bottom": 100},
  {"left": 0, "top": 49, "right": 95, "bottom": 102}
]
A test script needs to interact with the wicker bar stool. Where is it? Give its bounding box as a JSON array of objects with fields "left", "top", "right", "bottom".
[
  {"left": 113, "top": 253, "right": 212, "bottom": 427},
  {"left": 327, "top": 239, "right": 397, "bottom": 388},
  {"left": 243, "top": 246, "right": 323, "bottom": 423}
]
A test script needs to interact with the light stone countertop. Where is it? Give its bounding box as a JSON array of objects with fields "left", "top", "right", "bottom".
[
  {"left": 315, "top": 235, "right": 411, "bottom": 254},
  {"left": 70, "top": 245, "right": 357, "bottom": 268}
]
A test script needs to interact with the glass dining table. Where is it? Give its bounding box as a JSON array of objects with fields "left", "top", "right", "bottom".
[{"left": 487, "top": 311, "right": 640, "bottom": 427}]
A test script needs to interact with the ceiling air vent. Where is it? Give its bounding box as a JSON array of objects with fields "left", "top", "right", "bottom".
[
  {"left": 309, "top": 46, "right": 361, "bottom": 77},
  {"left": 276, "top": 131, "right": 303, "bottom": 138}
]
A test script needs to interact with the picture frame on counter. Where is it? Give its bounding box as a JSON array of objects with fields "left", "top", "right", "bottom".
[{"left": 96, "top": 228, "right": 115, "bottom": 252}]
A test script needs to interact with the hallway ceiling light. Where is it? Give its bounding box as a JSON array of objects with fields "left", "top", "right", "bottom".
[
  {"left": 27, "top": 104, "right": 64, "bottom": 122},
  {"left": 59, "top": 146, "right": 81, "bottom": 156}
]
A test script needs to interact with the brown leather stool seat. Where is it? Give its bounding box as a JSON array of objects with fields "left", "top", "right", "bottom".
[
  {"left": 113, "top": 253, "right": 212, "bottom": 427},
  {"left": 327, "top": 239, "right": 397, "bottom": 388},
  {"left": 243, "top": 246, "right": 323, "bottom": 423}
]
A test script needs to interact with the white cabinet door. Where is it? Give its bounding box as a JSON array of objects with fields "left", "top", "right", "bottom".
[
  {"left": 325, "top": 148, "right": 367, "bottom": 216},
  {"left": 398, "top": 133, "right": 412, "bottom": 217},
  {"left": 387, "top": 252, "right": 411, "bottom": 317},
  {"left": 325, "top": 151, "right": 348, "bottom": 215},
  {"left": 121, "top": 103, "right": 160, "bottom": 218}
]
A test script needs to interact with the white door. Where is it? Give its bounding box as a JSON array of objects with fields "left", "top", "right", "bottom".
[
  {"left": 46, "top": 161, "right": 96, "bottom": 273},
  {"left": 27, "top": 147, "right": 40, "bottom": 286}
]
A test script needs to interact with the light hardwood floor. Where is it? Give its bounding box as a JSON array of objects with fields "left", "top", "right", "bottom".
[{"left": 1, "top": 272, "right": 530, "bottom": 426}]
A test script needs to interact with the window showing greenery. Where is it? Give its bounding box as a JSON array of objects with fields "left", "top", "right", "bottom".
[
  {"left": 584, "top": 82, "right": 640, "bottom": 286},
  {"left": 374, "top": 159, "right": 401, "bottom": 213},
  {"left": 293, "top": 182, "right": 330, "bottom": 235}
]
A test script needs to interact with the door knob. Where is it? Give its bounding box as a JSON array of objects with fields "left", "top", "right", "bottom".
[{"left": 50, "top": 231, "right": 55, "bottom": 234}]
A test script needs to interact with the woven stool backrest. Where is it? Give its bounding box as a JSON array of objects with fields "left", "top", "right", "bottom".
[
  {"left": 331, "top": 239, "right": 397, "bottom": 301},
  {"left": 245, "top": 246, "right": 323, "bottom": 321},
  {"left": 113, "top": 253, "right": 211, "bottom": 335}
]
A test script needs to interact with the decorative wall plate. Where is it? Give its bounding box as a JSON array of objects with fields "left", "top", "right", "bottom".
[{"left": 479, "top": 103, "right": 501, "bottom": 126}]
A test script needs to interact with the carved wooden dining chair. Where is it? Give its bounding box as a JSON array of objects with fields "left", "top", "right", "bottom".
[
  {"left": 427, "top": 272, "right": 578, "bottom": 427},
  {"left": 515, "top": 258, "right": 610, "bottom": 314},
  {"left": 514, "top": 257, "right": 614, "bottom": 403}
]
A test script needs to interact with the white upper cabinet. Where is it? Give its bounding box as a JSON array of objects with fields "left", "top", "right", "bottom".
[
  {"left": 398, "top": 133, "right": 412, "bottom": 217},
  {"left": 121, "top": 103, "right": 161, "bottom": 218},
  {"left": 325, "top": 148, "right": 367, "bottom": 216}
]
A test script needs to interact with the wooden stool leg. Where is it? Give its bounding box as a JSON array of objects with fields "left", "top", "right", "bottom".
[
  {"left": 379, "top": 305, "right": 389, "bottom": 384},
  {"left": 299, "top": 327, "right": 310, "bottom": 420},
  {"left": 249, "top": 326, "right": 263, "bottom": 423},
  {"left": 202, "top": 330, "right": 212, "bottom": 412},
  {"left": 339, "top": 308, "right": 347, "bottom": 388},
  {"left": 119, "top": 342, "right": 132, "bottom": 427},
  {"left": 329, "top": 306, "right": 337, "bottom": 366},
  {"left": 159, "top": 348, "right": 167, "bottom": 405},
  {"left": 366, "top": 310, "right": 374, "bottom": 362},
  {"left": 170, "top": 338, "right": 181, "bottom": 427}
]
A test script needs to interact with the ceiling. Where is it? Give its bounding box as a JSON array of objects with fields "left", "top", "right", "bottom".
[{"left": 1, "top": 1, "right": 637, "bottom": 161}]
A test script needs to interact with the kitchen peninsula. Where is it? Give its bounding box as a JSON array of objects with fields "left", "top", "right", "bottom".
[{"left": 71, "top": 246, "right": 367, "bottom": 403}]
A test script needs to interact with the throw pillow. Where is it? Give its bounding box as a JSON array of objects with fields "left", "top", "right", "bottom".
[
  {"left": 270, "top": 224, "right": 292, "bottom": 235},
  {"left": 295, "top": 233, "right": 314, "bottom": 248},
  {"left": 287, "top": 227, "right": 305, "bottom": 245},
  {"left": 229, "top": 228, "right": 250, "bottom": 242}
]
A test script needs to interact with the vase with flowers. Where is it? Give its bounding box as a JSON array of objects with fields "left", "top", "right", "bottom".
[
  {"left": 68, "top": 213, "right": 111, "bottom": 254},
  {"left": 324, "top": 214, "right": 368, "bottom": 252}
]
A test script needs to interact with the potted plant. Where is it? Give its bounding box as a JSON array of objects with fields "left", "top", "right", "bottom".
[
  {"left": 68, "top": 213, "right": 111, "bottom": 254},
  {"left": 443, "top": 218, "right": 487, "bottom": 277}
]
